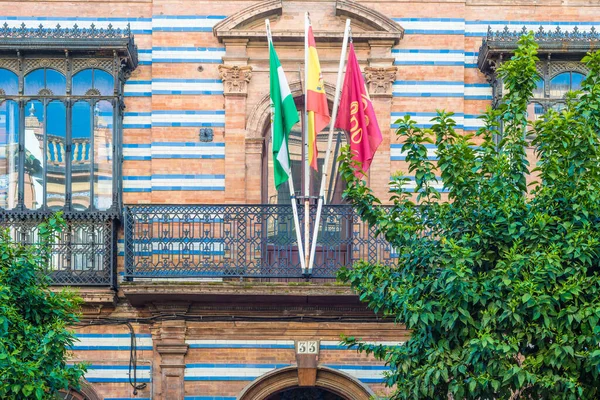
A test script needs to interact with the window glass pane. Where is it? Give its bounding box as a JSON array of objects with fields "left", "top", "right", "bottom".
[
  {"left": 46, "top": 69, "right": 66, "bottom": 96},
  {"left": 72, "top": 101, "right": 91, "bottom": 210},
  {"left": 46, "top": 101, "right": 66, "bottom": 210},
  {"left": 94, "top": 100, "right": 113, "bottom": 210},
  {"left": 532, "top": 78, "right": 544, "bottom": 98},
  {"left": 526, "top": 102, "right": 544, "bottom": 124},
  {"left": 24, "top": 69, "right": 45, "bottom": 95},
  {"left": 267, "top": 113, "right": 302, "bottom": 204},
  {"left": 94, "top": 69, "right": 114, "bottom": 96},
  {"left": 0, "top": 100, "right": 19, "bottom": 209},
  {"left": 0, "top": 69, "right": 18, "bottom": 96},
  {"left": 571, "top": 72, "right": 585, "bottom": 91},
  {"left": 24, "top": 100, "right": 44, "bottom": 209},
  {"left": 72, "top": 69, "right": 92, "bottom": 96},
  {"left": 552, "top": 103, "right": 566, "bottom": 112},
  {"left": 550, "top": 72, "right": 570, "bottom": 98}
]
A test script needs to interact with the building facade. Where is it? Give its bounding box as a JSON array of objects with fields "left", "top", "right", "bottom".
[{"left": 0, "top": 0, "right": 599, "bottom": 399}]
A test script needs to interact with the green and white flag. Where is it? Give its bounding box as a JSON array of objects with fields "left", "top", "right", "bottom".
[{"left": 269, "top": 39, "right": 299, "bottom": 189}]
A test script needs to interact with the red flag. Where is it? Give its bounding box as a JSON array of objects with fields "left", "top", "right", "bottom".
[{"left": 335, "top": 43, "right": 382, "bottom": 174}]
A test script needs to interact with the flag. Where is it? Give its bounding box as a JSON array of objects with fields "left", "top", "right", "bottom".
[
  {"left": 306, "top": 25, "right": 330, "bottom": 170},
  {"left": 335, "top": 43, "right": 382, "bottom": 174},
  {"left": 269, "top": 39, "right": 300, "bottom": 189}
]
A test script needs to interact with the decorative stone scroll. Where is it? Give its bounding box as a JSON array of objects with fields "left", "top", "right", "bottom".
[
  {"left": 364, "top": 66, "right": 397, "bottom": 97},
  {"left": 218, "top": 64, "right": 252, "bottom": 96}
]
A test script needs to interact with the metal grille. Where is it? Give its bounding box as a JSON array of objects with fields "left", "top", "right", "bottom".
[
  {"left": 0, "top": 213, "right": 116, "bottom": 286},
  {"left": 124, "top": 204, "right": 395, "bottom": 280}
]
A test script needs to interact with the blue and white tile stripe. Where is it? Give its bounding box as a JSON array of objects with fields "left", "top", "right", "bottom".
[
  {"left": 398, "top": 176, "right": 448, "bottom": 193},
  {"left": 464, "top": 114, "right": 486, "bottom": 131},
  {"left": 124, "top": 81, "right": 152, "bottom": 97},
  {"left": 138, "top": 49, "right": 152, "bottom": 66},
  {"left": 186, "top": 340, "right": 404, "bottom": 350},
  {"left": 123, "top": 112, "right": 151, "bottom": 129},
  {"left": 152, "top": 47, "right": 225, "bottom": 63},
  {"left": 394, "top": 18, "right": 465, "bottom": 35},
  {"left": 465, "top": 83, "right": 493, "bottom": 100},
  {"left": 123, "top": 142, "right": 225, "bottom": 161},
  {"left": 152, "top": 110, "right": 225, "bottom": 127},
  {"left": 152, "top": 15, "right": 225, "bottom": 32},
  {"left": 391, "top": 144, "right": 437, "bottom": 161},
  {"left": 465, "top": 52, "right": 479, "bottom": 68},
  {"left": 152, "top": 79, "right": 224, "bottom": 95},
  {"left": 0, "top": 17, "right": 152, "bottom": 34},
  {"left": 184, "top": 363, "right": 389, "bottom": 383},
  {"left": 393, "top": 80, "right": 464, "bottom": 97},
  {"left": 391, "top": 112, "right": 465, "bottom": 129},
  {"left": 187, "top": 340, "right": 295, "bottom": 349},
  {"left": 393, "top": 49, "right": 464, "bottom": 66},
  {"left": 123, "top": 176, "right": 151, "bottom": 193},
  {"left": 72, "top": 334, "right": 152, "bottom": 351},
  {"left": 152, "top": 174, "right": 225, "bottom": 191},
  {"left": 84, "top": 365, "right": 151, "bottom": 383},
  {"left": 465, "top": 21, "right": 600, "bottom": 37}
]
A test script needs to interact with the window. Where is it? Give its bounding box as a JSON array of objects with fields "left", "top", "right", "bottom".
[
  {"left": 527, "top": 69, "right": 587, "bottom": 124},
  {"left": 262, "top": 106, "right": 347, "bottom": 205},
  {"left": 0, "top": 64, "right": 119, "bottom": 213},
  {"left": 0, "top": 24, "right": 137, "bottom": 286}
]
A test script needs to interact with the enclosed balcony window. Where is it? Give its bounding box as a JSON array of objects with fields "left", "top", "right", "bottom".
[
  {"left": 1, "top": 66, "right": 119, "bottom": 213},
  {"left": 0, "top": 24, "right": 138, "bottom": 286}
]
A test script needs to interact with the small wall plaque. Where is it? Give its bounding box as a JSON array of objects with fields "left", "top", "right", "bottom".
[{"left": 296, "top": 340, "right": 319, "bottom": 355}]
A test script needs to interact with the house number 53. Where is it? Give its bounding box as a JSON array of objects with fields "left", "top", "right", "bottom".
[{"left": 296, "top": 340, "right": 319, "bottom": 354}]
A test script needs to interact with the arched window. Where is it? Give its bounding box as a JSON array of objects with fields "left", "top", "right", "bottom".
[
  {"left": 263, "top": 105, "right": 347, "bottom": 205},
  {"left": 549, "top": 71, "right": 585, "bottom": 98},
  {"left": 527, "top": 70, "right": 587, "bottom": 122},
  {"left": 1, "top": 66, "right": 121, "bottom": 213}
]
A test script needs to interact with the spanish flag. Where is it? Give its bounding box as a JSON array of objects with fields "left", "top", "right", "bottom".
[{"left": 306, "top": 25, "right": 330, "bottom": 170}]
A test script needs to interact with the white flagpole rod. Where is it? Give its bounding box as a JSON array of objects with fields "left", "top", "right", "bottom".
[
  {"left": 266, "top": 19, "right": 306, "bottom": 272},
  {"left": 303, "top": 12, "right": 310, "bottom": 276},
  {"left": 307, "top": 19, "right": 351, "bottom": 274}
]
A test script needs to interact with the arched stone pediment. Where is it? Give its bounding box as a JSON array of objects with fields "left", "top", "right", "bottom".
[{"left": 213, "top": 0, "right": 404, "bottom": 44}]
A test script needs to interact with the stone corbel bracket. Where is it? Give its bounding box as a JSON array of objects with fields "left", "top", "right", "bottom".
[{"left": 364, "top": 66, "right": 397, "bottom": 98}]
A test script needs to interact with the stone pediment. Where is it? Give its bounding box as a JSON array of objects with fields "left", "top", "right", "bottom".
[{"left": 213, "top": 0, "right": 404, "bottom": 44}]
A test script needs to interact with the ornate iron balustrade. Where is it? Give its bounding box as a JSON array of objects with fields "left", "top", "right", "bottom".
[
  {"left": 0, "top": 212, "right": 116, "bottom": 286},
  {"left": 124, "top": 204, "right": 395, "bottom": 279}
]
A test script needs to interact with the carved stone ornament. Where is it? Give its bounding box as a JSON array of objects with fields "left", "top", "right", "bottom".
[
  {"left": 219, "top": 64, "right": 252, "bottom": 96},
  {"left": 364, "top": 66, "right": 397, "bottom": 97}
]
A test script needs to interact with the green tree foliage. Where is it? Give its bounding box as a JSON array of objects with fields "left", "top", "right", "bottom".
[
  {"left": 0, "top": 214, "right": 86, "bottom": 399},
  {"left": 338, "top": 33, "right": 600, "bottom": 399}
]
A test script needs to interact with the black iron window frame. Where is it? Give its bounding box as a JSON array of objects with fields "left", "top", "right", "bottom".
[{"left": 0, "top": 24, "right": 138, "bottom": 286}]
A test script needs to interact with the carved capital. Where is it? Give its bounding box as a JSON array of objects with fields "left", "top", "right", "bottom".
[
  {"left": 364, "top": 66, "right": 397, "bottom": 98},
  {"left": 219, "top": 64, "right": 252, "bottom": 97}
]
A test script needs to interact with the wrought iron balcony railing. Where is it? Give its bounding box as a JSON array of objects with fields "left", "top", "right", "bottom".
[
  {"left": 124, "top": 204, "right": 395, "bottom": 280},
  {"left": 0, "top": 212, "right": 117, "bottom": 286}
]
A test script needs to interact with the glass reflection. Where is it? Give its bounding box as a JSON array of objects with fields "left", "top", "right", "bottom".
[
  {"left": 72, "top": 69, "right": 93, "bottom": 96},
  {"left": 527, "top": 102, "right": 544, "bottom": 124},
  {"left": 46, "top": 69, "right": 66, "bottom": 95},
  {"left": 0, "top": 69, "right": 18, "bottom": 96},
  {"left": 24, "top": 69, "right": 45, "bottom": 95},
  {"left": 46, "top": 101, "right": 66, "bottom": 210},
  {"left": 94, "top": 70, "right": 114, "bottom": 96},
  {"left": 550, "top": 73, "right": 570, "bottom": 98},
  {"left": 72, "top": 101, "right": 92, "bottom": 210},
  {"left": 0, "top": 100, "right": 19, "bottom": 209},
  {"left": 24, "top": 100, "right": 44, "bottom": 209},
  {"left": 532, "top": 79, "right": 544, "bottom": 98},
  {"left": 571, "top": 72, "right": 584, "bottom": 91},
  {"left": 94, "top": 100, "right": 113, "bottom": 210},
  {"left": 24, "top": 68, "right": 66, "bottom": 95}
]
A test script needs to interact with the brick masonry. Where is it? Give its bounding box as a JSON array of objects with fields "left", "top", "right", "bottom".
[{"left": 2, "top": 0, "right": 600, "bottom": 398}]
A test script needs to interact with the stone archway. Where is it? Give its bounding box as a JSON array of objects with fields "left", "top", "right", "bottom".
[{"left": 237, "top": 366, "right": 375, "bottom": 400}]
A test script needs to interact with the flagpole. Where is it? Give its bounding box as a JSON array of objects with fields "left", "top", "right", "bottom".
[
  {"left": 303, "top": 12, "right": 310, "bottom": 276},
  {"left": 266, "top": 19, "right": 306, "bottom": 272},
  {"left": 307, "top": 19, "right": 351, "bottom": 274}
]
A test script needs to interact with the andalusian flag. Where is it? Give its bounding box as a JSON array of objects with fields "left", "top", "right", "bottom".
[
  {"left": 306, "top": 25, "right": 330, "bottom": 170},
  {"left": 269, "top": 38, "right": 300, "bottom": 189}
]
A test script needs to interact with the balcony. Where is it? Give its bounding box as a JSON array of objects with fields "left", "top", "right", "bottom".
[
  {"left": 0, "top": 211, "right": 117, "bottom": 286},
  {"left": 124, "top": 204, "right": 395, "bottom": 281}
]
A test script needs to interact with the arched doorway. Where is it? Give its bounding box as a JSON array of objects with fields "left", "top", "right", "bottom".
[
  {"left": 266, "top": 387, "right": 344, "bottom": 400},
  {"left": 237, "top": 366, "right": 375, "bottom": 400}
]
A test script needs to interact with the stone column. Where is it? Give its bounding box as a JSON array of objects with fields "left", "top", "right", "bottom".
[
  {"left": 219, "top": 64, "right": 252, "bottom": 203},
  {"left": 364, "top": 65, "right": 397, "bottom": 203},
  {"left": 245, "top": 137, "right": 264, "bottom": 203}
]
